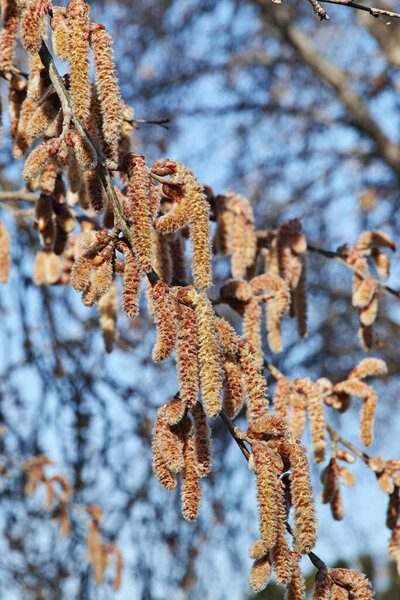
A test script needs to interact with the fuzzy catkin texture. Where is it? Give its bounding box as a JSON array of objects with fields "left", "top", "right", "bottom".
[
  {"left": 299, "top": 377, "right": 326, "bottom": 463},
  {"left": 348, "top": 358, "right": 387, "bottom": 380},
  {"left": 238, "top": 340, "right": 269, "bottom": 425},
  {"left": 27, "top": 92, "right": 61, "bottom": 140},
  {"left": 289, "top": 443, "right": 317, "bottom": 554},
  {"left": 223, "top": 358, "right": 245, "bottom": 419},
  {"left": 0, "top": 220, "right": 10, "bottom": 283},
  {"left": 12, "top": 98, "right": 35, "bottom": 159},
  {"left": 243, "top": 297, "right": 263, "bottom": 369},
  {"left": 23, "top": 143, "right": 51, "bottom": 182},
  {"left": 83, "top": 169, "right": 104, "bottom": 213},
  {"left": 176, "top": 305, "right": 200, "bottom": 409},
  {"left": 191, "top": 401, "right": 211, "bottom": 478},
  {"left": 272, "top": 478, "right": 292, "bottom": 585},
  {"left": 286, "top": 553, "right": 306, "bottom": 600},
  {"left": 152, "top": 433, "right": 176, "bottom": 491},
  {"left": 21, "top": 0, "right": 51, "bottom": 54},
  {"left": 312, "top": 569, "right": 331, "bottom": 600},
  {"left": 67, "top": 0, "right": 91, "bottom": 124},
  {"left": 165, "top": 395, "right": 185, "bottom": 426},
  {"left": 181, "top": 436, "right": 201, "bottom": 521},
  {"left": 126, "top": 154, "right": 153, "bottom": 273},
  {"left": 190, "top": 289, "right": 223, "bottom": 417},
  {"left": 273, "top": 377, "right": 291, "bottom": 421},
  {"left": 252, "top": 442, "right": 278, "bottom": 549},
  {"left": 174, "top": 163, "right": 212, "bottom": 290},
  {"left": 249, "top": 554, "right": 272, "bottom": 593},
  {"left": 154, "top": 410, "right": 184, "bottom": 474},
  {"left": 51, "top": 12, "right": 69, "bottom": 61},
  {"left": 120, "top": 244, "right": 141, "bottom": 318},
  {"left": 329, "top": 568, "right": 374, "bottom": 600},
  {"left": 149, "top": 281, "right": 178, "bottom": 362},
  {"left": 90, "top": 24, "right": 122, "bottom": 160},
  {"left": 0, "top": 0, "right": 20, "bottom": 72}
]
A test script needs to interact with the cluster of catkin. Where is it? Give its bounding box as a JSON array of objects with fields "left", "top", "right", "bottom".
[
  {"left": 340, "top": 230, "right": 396, "bottom": 349},
  {"left": 246, "top": 425, "right": 317, "bottom": 593},
  {"left": 320, "top": 450, "right": 356, "bottom": 521},
  {"left": 311, "top": 567, "right": 374, "bottom": 600},
  {"left": 152, "top": 398, "right": 211, "bottom": 520}
]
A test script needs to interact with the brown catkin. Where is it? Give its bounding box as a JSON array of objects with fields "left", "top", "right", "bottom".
[
  {"left": 120, "top": 243, "right": 141, "bottom": 318},
  {"left": 65, "top": 130, "right": 97, "bottom": 170},
  {"left": 23, "top": 143, "right": 51, "bottom": 182},
  {"left": 165, "top": 395, "right": 185, "bottom": 426},
  {"left": 90, "top": 24, "right": 122, "bottom": 158},
  {"left": 67, "top": 0, "right": 91, "bottom": 124},
  {"left": 0, "top": 0, "right": 20, "bottom": 72},
  {"left": 252, "top": 441, "right": 278, "bottom": 549},
  {"left": 98, "top": 281, "right": 118, "bottom": 353},
  {"left": 27, "top": 92, "right": 61, "bottom": 140},
  {"left": 286, "top": 552, "right": 306, "bottom": 600},
  {"left": 152, "top": 434, "right": 176, "bottom": 491},
  {"left": 0, "top": 220, "right": 10, "bottom": 283},
  {"left": 83, "top": 169, "right": 105, "bottom": 213},
  {"left": 149, "top": 281, "right": 178, "bottom": 362},
  {"left": 288, "top": 442, "right": 317, "bottom": 554},
  {"left": 300, "top": 378, "right": 326, "bottom": 463},
  {"left": 238, "top": 339, "right": 269, "bottom": 425},
  {"left": 169, "top": 232, "right": 187, "bottom": 284},
  {"left": 21, "top": 0, "right": 51, "bottom": 53},
  {"left": 176, "top": 305, "right": 200, "bottom": 409},
  {"left": 152, "top": 230, "right": 172, "bottom": 284},
  {"left": 125, "top": 154, "right": 153, "bottom": 272},
  {"left": 331, "top": 488, "right": 344, "bottom": 521},
  {"left": 273, "top": 478, "right": 292, "bottom": 585},
  {"left": 51, "top": 12, "right": 69, "bottom": 61},
  {"left": 189, "top": 289, "right": 223, "bottom": 417},
  {"left": 249, "top": 540, "right": 268, "bottom": 560},
  {"left": 70, "top": 251, "right": 94, "bottom": 292},
  {"left": 293, "top": 255, "right": 308, "bottom": 338},
  {"left": 215, "top": 317, "right": 239, "bottom": 357},
  {"left": 223, "top": 358, "right": 245, "bottom": 419},
  {"left": 388, "top": 526, "right": 400, "bottom": 574},
  {"left": 27, "top": 53, "right": 50, "bottom": 102},
  {"left": 12, "top": 98, "right": 35, "bottom": 159},
  {"left": 181, "top": 436, "right": 201, "bottom": 521},
  {"left": 386, "top": 488, "right": 399, "bottom": 530},
  {"left": 329, "top": 568, "right": 374, "bottom": 600},
  {"left": 155, "top": 197, "right": 188, "bottom": 233},
  {"left": 154, "top": 410, "right": 184, "bottom": 474},
  {"left": 191, "top": 401, "right": 211, "bottom": 478},
  {"left": 243, "top": 297, "right": 263, "bottom": 369},
  {"left": 321, "top": 458, "right": 339, "bottom": 504},
  {"left": 273, "top": 377, "right": 291, "bottom": 421},
  {"left": 249, "top": 554, "right": 272, "bottom": 593}
]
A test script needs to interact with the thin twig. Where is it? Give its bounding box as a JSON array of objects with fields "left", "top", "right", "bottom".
[
  {"left": 320, "top": 0, "right": 400, "bottom": 19},
  {"left": 308, "top": 0, "right": 330, "bottom": 19},
  {"left": 219, "top": 409, "right": 250, "bottom": 460},
  {"left": 326, "top": 423, "right": 370, "bottom": 464}
]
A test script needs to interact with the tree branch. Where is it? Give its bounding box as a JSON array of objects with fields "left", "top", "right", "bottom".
[{"left": 320, "top": 0, "right": 400, "bottom": 20}]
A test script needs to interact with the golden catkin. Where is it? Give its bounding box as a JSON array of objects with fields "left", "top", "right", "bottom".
[
  {"left": 273, "top": 478, "right": 292, "bottom": 585},
  {"left": 165, "top": 394, "right": 185, "bottom": 426},
  {"left": 348, "top": 357, "right": 387, "bottom": 380},
  {"left": 372, "top": 248, "right": 390, "bottom": 280},
  {"left": 355, "top": 229, "right": 396, "bottom": 251},
  {"left": 249, "top": 540, "right": 268, "bottom": 560},
  {"left": 252, "top": 441, "right": 278, "bottom": 549},
  {"left": 21, "top": 0, "right": 51, "bottom": 54},
  {"left": 39, "top": 157, "right": 58, "bottom": 194},
  {"left": 360, "top": 391, "right": 377, "bottom": 447},
  {"left": 120, "top": 243, "right": 141, "bottom": 318},
  {"left": 215, "top": 317, "right": 238, "bottom": 357},
  {"left": 238, "top": 339, "right": 269, "bottom": 425},
  {"left": 286, "top": 553, "right": 306, "bottom": 600},
  {"left": 231, "top": 212, "right": 246, "bottom": 278},
  {"left": 331, "top": 585, "right": 349, "bottom": 600},
  {"left": 181, "top": 436, "right": 201, "bottom": 521},
  {"left": 152, "top": 230, "right": 172, "bottom": 284},
  {"left": 27, "top": 53, "right": 49, "bottom": 102},
  {"left": 152, "top": 433, "right": 176, "bottom": 491},
  {"left": 27, "top": 92, "right": 61, "bottom": 140},
  {"left": 299, "top": 377, "right": 326, "bottom": 463},
  {"left": 249, "top": 554, "right": 272, "bottom": 593},
  {"left": 189, "top": 289, "right": 223, "bottom": 417},
  {"left": 0, "top": 220, "right": 10, "bottom": 283},
  {"left": 223, "top": 358, "right": 245, "bottom": 419},
  {"left": 174, "top": 162, "right": 212, "bottom": 290},
  {"left": 90, "top": 24, "right": 123, "bottom": 158},
  {"left": 70, "top": 251, "right": 94, "bottom": 292},
  {"left": 12, "top": 98, "right": 35, "bottom": 159},
  {"left": 149, "top": 281, "right": 178, "bottom": 362},
  {"left": 156, "top": 194, "right": 188, "bottom": 234},
  {"left": 0, "top": 0, "right": 20, "bottom": 72},
  {"left": 51, "top": 12, "right": 69, "bottom": 61},
  {"left": 243, "top": 297, "right": 263, "bottom": 369},
  {"left": 23, "top": 143, "right": 52, "bottom": 182},
  {"left": 98, "top": 281, "right": 118, "bottom": 353},
  {"left": 359, "top": 298, "right": 378, "bottom": 327},
  {"left": 338, "top": 466, "right": 355, "bottom": 487},
  {"left": 329, "top": 568, "right": 374, "bottom": 600},
  {"left": 65, "top": 130, "right": 97, "bottom": 170},
  {"left": 154, "top": 410, "right": 184, "bottom": 474},
  {"left": 273, "top": 377, "right": 291, "bottom": 421},
  {"left": 67, "top": 0, "right": 91, "bottom": 124},
  {"left": 289, "top": 390, "right": 307, "bottom": 441},
  {"left": 352, "top": 277, "right": 376, "bottom": 308},
  {"left": 313, "top": 569, "right": 331, "bottom": 600},
  {"left": 176, "top": 305, "right": 200, "bottom": 409},
  {"left": 191, "top": 401, "right": 211, "bottom": 478},
  {"left": 126, "top": 153, "right": 153, "bottom": 272},
  {"left": 288, "top": 442, "right": 317, "bottom": 554}
]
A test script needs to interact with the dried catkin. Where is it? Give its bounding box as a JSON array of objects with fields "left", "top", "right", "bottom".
[
  {"left": 191, "top": 401, "right": 211, "bottom": 478},
  {"left": 51, "top": 11, "right": 69, "bottom": 61},
  {"left": 181, "top": 436, "right": 201, "bottom": 521},
  {"left": 70, "top": 251, "right": 94, "bottom": 292},
  {"left": 249, "top": 554, "right": 272, "bottom": 593},
  {"left": 286, "top": 552, "right": 306, "bottom": 600},
  {"left": 386, "top": 488, "right": 399, "bottom": 530},
  {"left": 125, "top": 154, "right": 153, "bottom": 272},
  {"left": 238, "top": 339, "right": 269, "bottom": 425},
  {"left": 288, "top": 443, "right": 317, "bottom": 554},
  {"left": 98, "top": 281, "right": 118, "bottom": 352},
  {"left": 223, "top": 358, "right": 245, "bottom": 418},
  {"left": 0, "top": 220, "right": 10, "bottom": 283},
  {"left": 67, "top": 0, "right": 91, "bottom": 124},
  {"left": 90, "top": 24, "right": 122, "bottom": 158},
  {"left": 173, "top": 163, "right": 212, "bottom": 290},
  {"left": 21, "top": 0, "right": 51, "bottom": 53},
  {"left": 176, "top": 305, "right": 200, "bottom": 409},
  {"left": 312, "top": 569, "right": 331, "bottom": 600},
  {"left": 149, "top": 281, "right": 178, "bottom": 362},
  {"left": 152, "top": 230, "right": 172, "bottom": 284},
  {"left": 243, "top": 297, "right": 263, "bottom": 368},
  {"left": 252, "top": 441, "right": 278, "bottom": 549},
  {"left": 293, "top": 255, "right": 308, "bottom": 338},
  {"left": 321, "top": 457, "right": 339, "bottom": 504},
  {"left": 189, "top": 289, "right": 223, "bottom": 417},
  {"left": 0, "top": 0, "right": 20, "bottom": 72},
  {"left": 169, "top": 232, "right": 187, "bottom": 284}
]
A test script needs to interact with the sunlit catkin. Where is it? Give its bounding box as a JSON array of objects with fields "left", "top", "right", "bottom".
[
  {"left": 27, "top": 92, "right": 61, "bottom": 140},
  {"left": 252, "top": 441, "right": 278, "bottom": 549},
  {"left": 90, "top": 24, "right": 122, "bottom": 159},
  {"left": 300, "top": 378, "right": 326, "bottom": 463},
  {"left": 23, "top": 143, "right": 52, "bottom": 182},
  {"left": 348, "top": 357, "right": 387, "bottom": 380},
  {"left": 181, "top": 436, "right": 201, "bottom": 521},
  {"left": 83, "top": 169, "right": 105, "bottom": 213},
  {"left": 165, "top": 394, "right": 185, "bottom": 426},
  {"left": 152, "top": 433, "right": 176, "bottom": 491},
  {"left": 176, "top": 305, "right": 200, "bottom": 409},
  {"left": 51, "top": 11, "right": 69, "bottom": 61},
  {"left": 21, "top": 0, "right": 51, "bottom": 53},
  {"left": 273, "top": 478, "right": 292, "bottom": 585},
  {"left": 154, "top": 409, "right": 184, "bottom": 474},
  {"left": 12, "top": 98, "right": 35, "bottom": 159},
  {"left": 67, "top": 0, "right": 91, "bottom": 124},
  {"left": 191, "top": 401, "right": 211, "bottom": 478},
  {"left": 149, "top": 281, "right": 178, "bottom": 362},
  {"left": 126, "top": 153, "right": 153, "bottom": 272},
  {"left": 249, "top": 554, "right": 272, "bottom": 593},
  {"left": 329, "top": 568, "right": 374, "bottom": 600},
  {"left": 0, "top": 0, "right": 20, "bottom": 72},
  {"left": 243, "top": 297, "right": 263, "bottom": 369},
  {"left": 189, "top": 289, "right": 223, "bottom": 417},
  {"left": 238, "top": 339, "right": 269, "bottom": 425},
  {"left": 223, "top": 358, "right": 245, "bottom": 419},
  {"left": 288, "top": 442, "right": 317, "bottom": 554},
  {"left": 0, "top": 220, "right": 10, "bottom": 283},
  {"left": 119, "top": 242, "right": 141, "bottom": 318},
  {"left": 65, "top": 130, "right": 97, "bottom": 170},
  {"left": 286, "top": 553, "right": 306, "bottom": 600},
  {"left": 273, "top": 377, "right": 291, "bottom": 421}
]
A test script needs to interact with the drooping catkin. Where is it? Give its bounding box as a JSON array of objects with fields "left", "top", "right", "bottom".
[
  {"left": 98, "top": 280, "right": 118, "bottom": 353},
  {"left": 321, "top": 457, "right": 339, "bottom": 504},
  {"left": 231, "top": 211, "right": 246, "bottom": 279},
  {"left": 360, "top": 391, "right": 376, "bottom": 447},
  {"left": 0, "top": 220, "right": 10, "bottom": 283},
  {"left": 165, "top": 394, "right": 185, "bottom": 426},
  {"left": 252, "top": 441, "right": 278, "bottom": 549},
  {"left": 149, "top": 281, "right": 178, "bottom": 362},
  {"left": 35, "top": 193, "right": 55, "bottom": 248},
  {"left": 67, "top": 0, "right": 91, "bottom": 124},
  {"left": 249, "top": 554, "right": 272, "bottom": 593},
  {"left": 51, "top": 11, "right": 69, "bottom": 61},
  {"left": 119, "top": 242, "right": 141, "bottom": 318},
  {"left": 27, "top": 53, "right": 50, "bottom": 102},
  {"left": 388, "top": 526, "right": 400, "bottom": 574},
  {"left": 181, "top": 436, "right": 201, "bottom": 521},
  {"left": 298, "top": 377, "right": 326, "bottom": 463},
  {"left": 65, "top": 130, "right": 97, "bottom": 170},
  {"left": 176, "top": 305, "right": 200, "bottom": 409},
  {"left": 273, "top": 478, "right": 292, "bottom": 585},
  {"left": 386, "top": 488, "right": 399, "bottom": 530},
  {"left": 286, "top": 553, "right": 306, "bottom": 600},
  {"left": 21, "top": 0, "right": 51, "bottom": 54},
  {"left": 39, "top": 157, "right": 57, "bottom": 194},
  {"left": 276, "top": 219, "right": 306, "bottom": 291},
  {"left": 152, "top": 432, "right": 176, "bottom": 491},
  {"left": 152, "top": 230, "right": 172, "bottom": 284},
  {"left": 293, "top": 255, "right": 308, "bottom": 338},
  {"left": 243, "top": 297, "right": 263, "bottom": 369},
  {"left": 27, "top": 92, "right": 61, "bottom": 140},
  {"left": 125, "top": 154, "right": 153, "bottom": 272},
  {"left": 70, "top": 251, "right": 95, "bottom": 292},
  {"left": 288, "top": 442, "right": 317, "bottom": 554},
  {"left": 289, "top": 389, "right": 307, "bottom": 441},
  {"left": 89, "top": 24, "right": 122, "bottom": 159},
  {"left": 215, "top": 317, "right": 238, "bottom": 356},
  {"left": 223, "top": 358, "right": 245, "bottom": 419},
  {"left": 273, "top": 377, "right": 291, "bottom": 421},
  {"left": 12, "top": 98, "right": 35, "bottom": 159},
  {"left": 190, "top": 401, "right": 211, "bottom": 478},
  {"left": 169, "top": 232, "right": 187, "bottom": 284},
  {"left": 154, "top": 409, "right": 184, "bottom": 474},
  {"left": 328, "top": 568, "right": 374, "bottom": 600},
  {"left": 331, "top": 488, "right": 344, "bottom": 521},
  {"left": 189, "top": 289, "right": 223, "bottom": 417},
  {"left": 238, "top": 339, "right": 269, "bottom": 425},
  {"left": 83, "top": 168, "right": 105, "bottom": 213},
  {"left": 348, "top": 358, "right": 387, "bottom": 380},
  {"left": 173, "top": 162, "right": 212, "bottom": 290},
  {"left": 0, "top": 0, "right": 20, "bottom": 72},
  {"left": 23, "top": 142, "right": 52, "bottom": 182}
]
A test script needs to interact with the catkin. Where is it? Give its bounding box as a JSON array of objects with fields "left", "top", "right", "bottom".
[
  {"left": 252, "top": 441, "right": 278, "bottom": 549},
  {"left": 154, "top": 409, "right": 184, "bottom": 474},
  {"left": 272, "top": 478, "right": 292, "bottom": 585},
  {"left": 288, "top": 442, "right": 317, "bottom": 554},
  {"left": 152, "top": 434, "right": 176, "bottom": 491},
  {"left": 90, "top": 24, "right": 122, "bottom": 158},
  {"left": 348, "top": 358, "right": 387, "bottom": 380},
  {"left": 238, "top": 339, "right": 269, "bottom": 425},
  {"left": 21, "top": 0, "right": 51, "bottom": 54},
  {"left": 0, "top": 220, "right": 10, "bottom": 283},
  {"left": 149, "top": 281, "right": 178, "bottom": 362},
  {"left": 223, "top": 358, "right": 245, "bottom": 419},
  {"left": 0, "top": 0, "right": 20, "bottom": 72},
  {"left": 181, "top": 436, "right": 201, "bottom": 521},
  {"left": 119, "top": 243, "right": 141, "bottom": 318},
  {"left": 312, "top": 569, "right": 331, "bottom": 600},
  {"left": 191, "top": 401, "right": 211, "bottom": 478},
  {"left": 165, "top": 394, "right": 185, "bottom": 426},
  {"left": 249, "top": 554, "right": 272, "bottom": 593},
  {"left": 51, "top": 11, "right": 69, "bottom": 61},
  {"left": 23, "top": 142, "right": 52, "bottom": 182},
  {"left": 300, "top": 378, "right": 326, "bottom": 463},
  {"left": 98, "top": 281, "right": 118, "bottom": 352},
  {"left": 329, "top": 568, "right": 374, "bottom": 600},
  {"left": 286, "top": 553, "right": 306, "bottom": 600},
  {"left": 67, "top": 0, "right": 91, "bottom": 124},
  {"left": 65, "top": 130, "right": 97, "bottom": 170},
  {"left": 27, "top": 92, "right": 61, "bottom": 140},
  {"left": 83, "top": 169, "right": 105, "bottom": 213},
  {"left": 125, "top": 154, "right": 153, "bottom": 272},
  {"left": 176, "top": 305, "right": 200, "bottom": 409},
  {"left": 12, "top": 98, "right": 35, "bottom": 159}
]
